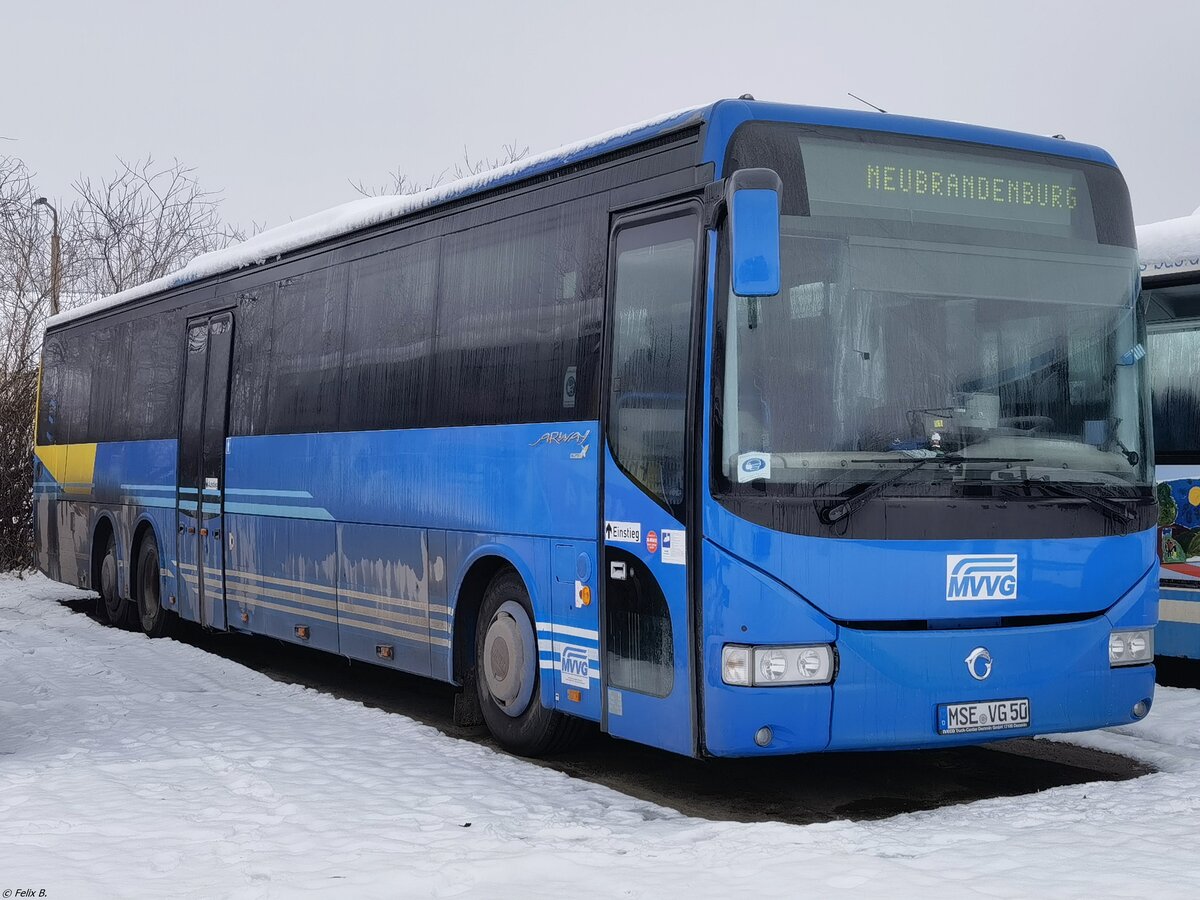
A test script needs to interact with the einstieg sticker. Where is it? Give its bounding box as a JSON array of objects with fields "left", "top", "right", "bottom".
[{"left": 605, "top": 521, "right": 641, "bottom": 544}]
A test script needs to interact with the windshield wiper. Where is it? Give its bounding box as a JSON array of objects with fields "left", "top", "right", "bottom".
[
  {"left": 816, "top": 455, "right": 1032, "bottom": 527},
  {"left": 1010, "top": 479, "right": 1137, "bottom": 530}
]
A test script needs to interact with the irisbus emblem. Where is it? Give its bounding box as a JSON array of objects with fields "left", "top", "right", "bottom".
[{"left": 946, "top": 554, "right": 1018, "bottom": 601}]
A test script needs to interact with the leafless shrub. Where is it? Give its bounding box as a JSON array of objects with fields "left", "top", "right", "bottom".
[{"left": 0, "top": 367, "right": 35, "bottom": 571}]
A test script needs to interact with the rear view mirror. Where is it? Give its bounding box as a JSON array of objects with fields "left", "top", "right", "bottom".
[{"left": 727, "top": 168, "right": 783, "bottom": 297}]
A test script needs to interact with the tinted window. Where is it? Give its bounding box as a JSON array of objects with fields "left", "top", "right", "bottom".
[
  {"left": 431, "top": 200, "right": 605, "bottom": 426},
  {"left": 607, "top": 214, "right": 698, "bottom": 516},
  {"left": 267, "top": 267, "right": 347, "bottom": 434},
  {"left": 89, "top": 321, "right": 131, "bottom": 442},
  {"left": 126, "top": 309, "right": 181, "bottom": 441},
  {"left": 61, "top": 328, "right": 93, "bottom": 443},
  {"left": 178, "top": 321, "right": 208, "bottom": 492},
  {"left": 37, "top": 336, "right": 66, "bottom": 446},
  {"left": 340, "top": 242, "right": 438, "bottom": 430},
  {"left": 229, "top": 286, "right": 275, "bottom": 437}
]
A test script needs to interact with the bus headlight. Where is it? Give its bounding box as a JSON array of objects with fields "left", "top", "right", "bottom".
[
  {"left": 1109, "top": 629, "right": 1154, "bottom": 666},
  {"left": 722, "top": 644, "right": 835, "bottom": 686}
]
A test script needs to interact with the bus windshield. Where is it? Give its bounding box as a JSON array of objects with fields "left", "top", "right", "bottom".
[{"left": 715, "top": 125, "right": 1147, "bottom": 498}]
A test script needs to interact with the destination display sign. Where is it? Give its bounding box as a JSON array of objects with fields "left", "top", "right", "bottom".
[{"left": 799, "top": 137, "right": 1095, "bottom": 236}]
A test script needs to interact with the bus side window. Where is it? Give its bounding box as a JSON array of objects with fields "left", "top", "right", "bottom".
[
  {"left": 607, "top": 214, "right": 698, "bottom": 516},
  {"left": 1149, "top": 324, "right": 1200, "bottom": 459},
  {"left": 38, "top": 336, "right": 66, "bottom": 446}
]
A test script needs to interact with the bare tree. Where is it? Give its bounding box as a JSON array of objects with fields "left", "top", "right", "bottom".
[
  {"left": 0, "top": 156, "right": 51, "bottom": 571},
  {"left": 0, "top": 156, "right": 54, "bottom": 375},
  {"left": 69, "top": 156, "right": 242, "bottom": 298},
  {"left": 1, "top": 154, "right": 242, "bottom": 572},
  {"left": 350, "top": 142, "right": 530, "bottom": 198}
]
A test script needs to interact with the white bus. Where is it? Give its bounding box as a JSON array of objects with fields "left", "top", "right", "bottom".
[{"left": 1141, "top": 208, "right": 1200, "bottom": 659}]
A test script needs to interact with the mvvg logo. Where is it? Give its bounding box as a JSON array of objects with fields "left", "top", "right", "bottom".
[
  {"left": 560, "top": 645, "right": 591, "bottom": 688},
  {"left": 946, "top": 554, "right": 1018, "bottom": 601}
]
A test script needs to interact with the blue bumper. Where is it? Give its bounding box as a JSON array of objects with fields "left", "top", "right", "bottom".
[{"left": 701, "top": 541, "right": 1158, "bottom": 757}]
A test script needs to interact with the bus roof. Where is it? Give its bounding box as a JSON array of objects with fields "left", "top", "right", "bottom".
[
  {"left": 1138, "top": 209, "right": 1200, "bottom": 280},
  {"left": 46, "top": 98, "right": 1121, "bottom": 330}
]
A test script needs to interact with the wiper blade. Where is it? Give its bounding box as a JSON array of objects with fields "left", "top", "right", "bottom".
[
  {"left": 817, "top": 454, "right": 1034, "bottom": 527},
  {"left": 1011, "top": 479, "right": 1137, "bottom": 530},
  {"left": 818, "top": 456, "right": 937, "bottom": 525}
]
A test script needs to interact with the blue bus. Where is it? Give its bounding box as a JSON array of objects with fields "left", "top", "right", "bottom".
[
  {"left": 33, "top": 99, "right": 1157, "bottom": 757},
  {"left": 1141, "top": 211, "right": 1200, "bottom": 659}
]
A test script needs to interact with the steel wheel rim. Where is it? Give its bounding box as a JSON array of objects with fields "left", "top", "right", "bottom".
[{"left": 482, "top": 599, "right": 536, "bottom": 718}]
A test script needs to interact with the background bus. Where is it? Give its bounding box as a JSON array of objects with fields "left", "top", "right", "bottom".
[
  {"left": 34, "top": 99, "right": 1157, "bottom": 757},
  {"left": 1141, "top": 208, "right": 1200, "bottom": 660}
]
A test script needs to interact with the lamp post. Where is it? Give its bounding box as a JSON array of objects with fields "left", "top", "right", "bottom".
[{"left": 33, "top": 197, "right": 61, "bottom": 317}]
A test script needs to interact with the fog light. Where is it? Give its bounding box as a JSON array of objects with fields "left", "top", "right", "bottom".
[
  {"left": 722, "top": 645, "right": 750, "bottom": 685},
  {"left": 1109, "top": 629, "right": 1154, "bottom": 666},
  {"left": 1132, "top": 699, "right": 1151, "bottom": 719},
  {"left": 754, "top": 726, "right": 773, "bottom": 747}
]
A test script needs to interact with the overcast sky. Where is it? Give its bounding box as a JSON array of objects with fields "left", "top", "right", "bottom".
[{"left": 4, "top": 0, "right": 1196, "bottom": 232}]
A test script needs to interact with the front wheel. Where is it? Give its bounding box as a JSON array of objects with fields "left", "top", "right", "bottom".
[
  {"left": 475, "top": 570, "right": 581, "bottom": 756},
  {"left": 136, "top": 535, "right": 174, "bottom": 638}
]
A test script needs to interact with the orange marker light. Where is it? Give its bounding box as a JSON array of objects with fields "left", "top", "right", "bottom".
[
  {"left": 567, "top": 689, "right": 582, "bottom": 703},
  {"left": 579, "top": 585, "right": 592, "bottom": 606}
]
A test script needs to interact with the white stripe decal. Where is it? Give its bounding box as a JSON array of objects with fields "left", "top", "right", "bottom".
[
  {"left": 1161, "top": 598, "right": 1200, "bottom": 625},
  {"left": 535, "top": 621, "right": 599, "bottom": 640}
]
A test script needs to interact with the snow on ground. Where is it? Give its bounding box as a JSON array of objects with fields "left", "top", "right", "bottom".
[{"left": 3, "top": 572, "right": 1200, "bottom": 900}]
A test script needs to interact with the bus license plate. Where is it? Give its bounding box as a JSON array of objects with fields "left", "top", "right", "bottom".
[{"left": 938, "top": 698, "right": 1030, "bottom": 735}]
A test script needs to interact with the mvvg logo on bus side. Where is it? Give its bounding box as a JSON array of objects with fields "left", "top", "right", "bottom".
[
  {"left": 560, "top": 645, "right": 591, "bottom": 688},
  {"left": 946, "top": 554, "right": 1018, "bottom": 601}
]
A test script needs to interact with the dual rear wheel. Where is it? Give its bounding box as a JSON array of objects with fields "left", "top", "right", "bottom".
[{"left": 95, "top": 531, "right": 174, "bottom": 638}]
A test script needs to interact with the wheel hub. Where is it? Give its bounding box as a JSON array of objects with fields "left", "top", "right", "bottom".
[
  {"left": 482, "top": 600, "right": 536, "bottom": 717},
  {"left": 101, "top": 553, "right": 118, "bottom": 603}
]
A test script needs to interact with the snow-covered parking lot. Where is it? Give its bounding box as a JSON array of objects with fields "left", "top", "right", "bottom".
[{"left": 3, "top": 572, "right": 1200, "bottom": 899}]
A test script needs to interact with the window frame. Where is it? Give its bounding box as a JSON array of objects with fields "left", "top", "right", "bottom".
[{"left": 601, "top": 201, "right": 706, "bottom": 522}]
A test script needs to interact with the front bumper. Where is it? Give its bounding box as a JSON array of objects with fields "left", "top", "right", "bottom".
[{"left": 701, "top": 542, "right": 1159, "bottom": 757}]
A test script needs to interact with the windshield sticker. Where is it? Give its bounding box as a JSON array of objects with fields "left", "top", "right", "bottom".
[{"left": 736, "top": 452, "right": 771, "bottom": 483}]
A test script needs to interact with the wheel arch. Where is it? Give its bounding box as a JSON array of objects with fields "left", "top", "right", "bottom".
[{"left": 449, "top": 543, "right": 544, "bottom": 686}]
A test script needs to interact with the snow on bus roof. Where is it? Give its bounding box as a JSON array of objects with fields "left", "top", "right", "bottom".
[
  {"left": 1138, "top": 206, "right": 1200, "bottom": 278},
  {"left": 46, "top": 104, "right": 706, "bottom": 330}
]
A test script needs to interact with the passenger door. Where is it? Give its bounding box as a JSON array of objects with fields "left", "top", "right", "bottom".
[
  {"left": 601, "top": 206, "right": 702, "bottom": 755},
  {"left": 176, "top": 312, "right": 234, "bottom": 629}
]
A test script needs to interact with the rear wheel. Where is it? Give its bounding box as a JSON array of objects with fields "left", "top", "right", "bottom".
[
  {"left": 475, "top": 570, "right": 582, "bottom": 756},
  {"left": 97, "top": 534, "right": 133, "bottom": 627},
  {"left": 135, "top": 534, "right": 174, "bottom": 638}
]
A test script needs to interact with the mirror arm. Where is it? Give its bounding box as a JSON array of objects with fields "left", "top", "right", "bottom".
[{"left": 703, "top": 178, "right": 728, "bottom": 229}]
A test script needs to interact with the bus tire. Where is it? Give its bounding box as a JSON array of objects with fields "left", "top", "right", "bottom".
[
  {"left": 474, "top": 569, "right": 582, "bottom": 756},
  {"left": 97, "top": 534, "right": 132, "bottom": 627},
  {"left": 135, "top": 534, "right": 174, "bottom": 638}
]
